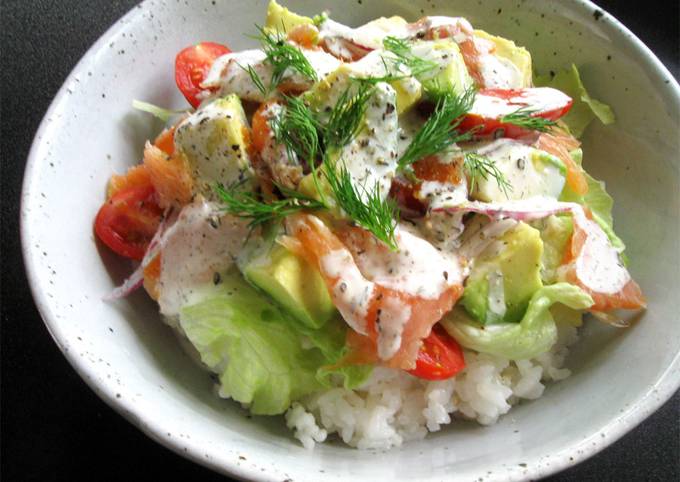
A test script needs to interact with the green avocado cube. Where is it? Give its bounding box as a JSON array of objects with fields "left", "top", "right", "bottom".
[
  {"left": 174, "top": 94, "right": 254, "bottom": 196},
  {"left": 462, "top": 221, "right": 544, "bottom": 324},
  {"left": 241, "top": 229, "right": 336, "bottom": 329}
]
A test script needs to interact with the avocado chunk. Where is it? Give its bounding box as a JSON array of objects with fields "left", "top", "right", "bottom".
[
  {"left": 174, "top": 95, "right": 254, "bottom": 196},
  {"left": 533, "top": 214, "right": 574, "bottom": 284},
  {"left": 264, "top": 0, "right": 314, "bottom": 34},
  {"left": 411, "top": 39, "right": 473, "bottom": 96},
  {"left": 462, "top": 221, "right": 544, "bottom": 324},
  {"left": 241, "top": 228, "right": 336, "bottom": 329},
  {"left": 470, "top": 139, "right": 566, "bottom": 202},
  {"left": 474, "top": 29, "right": 532, "bottom": 88},
  {"left": 305, "top": 57, "right": 420, "bottom": 115}
]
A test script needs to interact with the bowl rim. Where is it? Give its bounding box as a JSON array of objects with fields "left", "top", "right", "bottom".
[{"left": 20, "top": 0, "right": 680, "bottom": 480}]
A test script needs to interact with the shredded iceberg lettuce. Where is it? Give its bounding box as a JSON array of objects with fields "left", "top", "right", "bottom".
[
  {"left": 179, "top": 269, "right": 370, "bottom": 415},
  {"left": 132, "top": 100, "right": 188, "bottom": 122},
  {"left": 442, "top": 283, "right": 593, "bottom": 360},
  {"left": 534, "top": 64, "right": 615, "bottom": 138},
  {"left": 560, "top": 148, "right": 626, "bottom": 253}
]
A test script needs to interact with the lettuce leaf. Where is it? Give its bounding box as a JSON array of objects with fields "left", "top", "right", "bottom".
[
  {"left": 294, "top": 314, "right": 372, "bottom": 389},
  {"left": 132, "top": 100, "right": 188, "bottom": 122},
  {"left": 442, "top": 283, "right": 593, "bottom": 360},
  {"left": 534, "top": 64, "right": 614, "bottom": 138},
  {"left": 560, "top": 149, "right": 626, "bottom": 253},
  {"left": 179, "top": 269, "right": 370, "bottom": 415}
]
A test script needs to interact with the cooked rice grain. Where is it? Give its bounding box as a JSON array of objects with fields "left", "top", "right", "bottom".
[{"left": 286, "top": 324, "right": 578, "bottom": 449}]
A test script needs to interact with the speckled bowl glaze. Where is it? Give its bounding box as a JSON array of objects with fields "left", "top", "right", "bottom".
[{"left": 21, "top": 0, "right": 679, "bottom": 480}]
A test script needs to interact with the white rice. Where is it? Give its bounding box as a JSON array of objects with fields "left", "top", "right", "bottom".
[{"left": 285, "top": 322, "right": 579, "bottom": 449}]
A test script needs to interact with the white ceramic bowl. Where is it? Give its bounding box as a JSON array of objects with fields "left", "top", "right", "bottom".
[{"left": 21, "top": 0, "right": 680, "bottom": 480}]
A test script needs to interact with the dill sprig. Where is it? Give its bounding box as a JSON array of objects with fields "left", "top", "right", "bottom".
[
  {"left": 322, "top": 160, "right": 399, "bottom": 249},
  {"left": 463, "top": 152, "right": 513, "bottom": 198},
  {"left": 238, "top": 62, "right": 267, "bottom": 96},
  {"left": 500, "top": 107, "right": 558, "bottom": 132},
  {"left": 318, "top": 82, "right": 399, "bottom": 248},
  {"left": 256, "top": 25, "right": 317, "bottom": 89},
  {"left": 323, "top": 82, "right": 375, "bottom": 150},
  {"left": 351, "top": 56, "right": 410, "bottom": 84},
  {"left": 269, "top": 95, "right": 321, "bottom": 163},
  {"left": 256, "top": 79, "right": 398, "bottom": 248},
  {"left": 215, "top": 183, "right": 325, "bottom": 229},
  {"left": 383, "top": 36, "right": 438, "bottom": 78},
  {"left": 397, "top": 86, "right": 477, "bottom": 173}
]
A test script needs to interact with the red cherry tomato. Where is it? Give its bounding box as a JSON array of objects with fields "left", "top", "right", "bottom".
[
  {"left": 94, "top": 185, "right": 163, "bottom": 260},
  {"left": 175, "top": 42, "right": 231, "bottom": 108},
  {"left": 458, "top": 88, "right": 573, "bottom": 138},
  {"left": 408, "top": 324, "right": 466, "bottom": 380}
]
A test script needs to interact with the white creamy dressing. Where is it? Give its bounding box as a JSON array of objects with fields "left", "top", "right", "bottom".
[
  {"left": 416, "top": 16, "right": 474, "bottom": 42},
  {"left": 474, "top": 51, "right": 523, "bottom": 89},
  {"left": 202, "top": 49, "right": 266, "bottom": 87},
  {"left": 487, "top": 269, "right": 507, "bottom": 317},
  {"left": 349, "top": 225, "right": 462, "bottom": 299},
  {"left": 396, "top": 108, "right": 425, "bottom": 158},
  {"left": 570, "top": 208, "right": 630, "bottom": 294},
  {"left": 470, "top": 88, "right": 572, "bottom": 119},
  {"left": 376, "top": 296, "right": 412, "bottom": 360},
  {"left": 458, "top": 217, "right": 518, "bottom": 263},
  {"left": 467, "top": 35, "right": 524, "bottom": 89},
  {"left": 320, "top": 248, "right": 375, "bottom": 335},
  {"left": 409, "top": 39, "right": 468, "bottom": 84},
  {"left": 470, "top": 139, "right": 565, "bottom": 201},
  {"left": 345, "top": 50, "right": 422, "bottom": 98},
  {"left": 409, "top": 15, "right": 523, "bottom": 89},
  {"left": 202, "top": 47, "right": 341, "bottom": 102},
  {"left": 416, "top": 211, "right": 467, "bottom": 252},
  {"left": 158, "top": 200, "right": 250, "bottom": 317},
  {"left": 339, "top": 82, "right": 399, "bottom": 201},
  {"left": 419, "top": 180, "right": 468, "bottom": 208},
  {"left": 318, "top": 17, "right": 410, "bottom": 57}
]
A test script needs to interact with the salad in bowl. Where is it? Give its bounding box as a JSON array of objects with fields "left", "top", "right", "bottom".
[{"left": 93, "top": 0, "right": 645, "bottom": 450}]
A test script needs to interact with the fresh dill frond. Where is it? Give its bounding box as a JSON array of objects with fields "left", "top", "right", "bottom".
[
  {"left": 351, "top": 56, "right": 410, "bottom": 84},
  {"left": 351, "top": 71, "right": 410, "bottom": 84},
  {"left": 323, "top": 82, "right": 375, "bottom": 150},
  {"left": 322, "top": 160, "right": 398, "bottom": 249},
  {"left": 500, "top": 107, "right": 558, "bottom": 132},
  {"left": 237, "top": 62, "right": 267, "bottom": 96},
  {"left": 463, "top": 152, "right": 513, "bottom": 198},
  {"left": 256, "top": 25, "right": 318, "bottom": 88},
  {"left": 383, "top": 36, "right": 438, "bottom": 78},
  {"left": 215, "top": 183, "right": 325, "bottom": 229},
  {"left": 397, "top": 86, "right": 477, "bottom": 172},
  {"left": 319, "top": 82, "right": 400, "bottom": 249},
  {"left": 248, "top": 77, "right": 398, "bottom": 248},
  {"left": 270, "top": 95, "right": 321, "bottom": 163}
]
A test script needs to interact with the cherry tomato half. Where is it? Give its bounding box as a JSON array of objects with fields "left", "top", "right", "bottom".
[
  {"left": 175, "top": 42, "right": 231, "bottom": 108},
  {"left": 94, "top": 185, "right": 163, "bottom": 260},
  {"left": 408, "top": 324, "right": 466, "bottom": 380}
]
